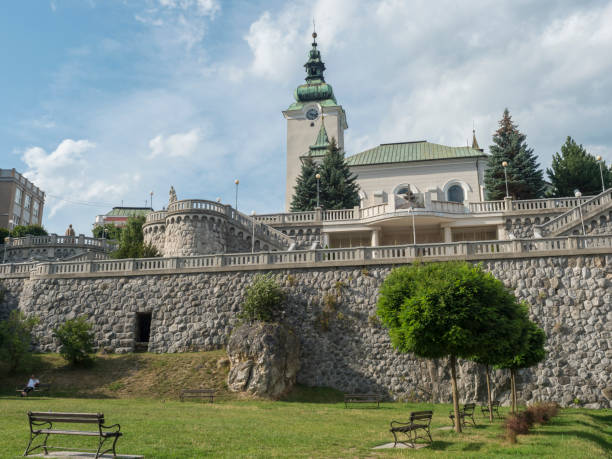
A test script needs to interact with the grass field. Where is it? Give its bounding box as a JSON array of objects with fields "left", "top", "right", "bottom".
[{"left": 1, "top": 354, "right": 610, "bottom": 458}]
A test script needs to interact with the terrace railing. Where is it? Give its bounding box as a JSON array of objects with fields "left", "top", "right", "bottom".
[
  {"left": 3, "top": 234, "right": 606, "bottom": 279},
  {"left": 535, "top": 188, "right": 612, "bottom": 236}
]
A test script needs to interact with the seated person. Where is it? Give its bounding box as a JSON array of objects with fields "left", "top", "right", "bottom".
[{"left": 21, "top": 375, "right": 40, "bottom": 397}]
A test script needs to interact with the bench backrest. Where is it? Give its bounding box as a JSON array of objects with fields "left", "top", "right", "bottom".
[
  {"left": 182, "top": 389, "right": 214, "bottom": 394},
  {"left": 28, "top": 411, "right": 104, "bottom": 424},
  {"left": 410, "top": 410, "right": 433, "bottom": 425},
  {"left": 463, "top": 403, "right": 476, "bottom": 413}
]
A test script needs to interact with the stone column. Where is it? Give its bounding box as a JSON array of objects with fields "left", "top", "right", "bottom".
[
  {"left": 497, "top": 224, "right": 507, "bottom": 240},
  {"left": 442, "top": 226, "right": 453, "bottom": 243},
  {"left": 370, "top": 229, "right": 380, "bottom": 247}
]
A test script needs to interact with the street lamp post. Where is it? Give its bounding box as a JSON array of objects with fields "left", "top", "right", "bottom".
[
  {"left": 502, "top": 161, "right": 510, "bottom": 198},
  {"left": 315, "top": 173, "right": 321, "bottom": 208},
  {"left": 410, "top": 203, "right": 416, "bottom": 245},
  {"left": 251, "top": 211, "right": 256, "bottom": 253},
  {"left": 234, "top": 179, "right": 239, "bottom": 211},
  {"left": 596, "top": 156, "right": 605, "bottom": 193},
  {"left": 150, "top": 191, "right": 154, "bottom": 210},
  {"left": 575, "top": 189, "right": 586, "bottom": 236}
]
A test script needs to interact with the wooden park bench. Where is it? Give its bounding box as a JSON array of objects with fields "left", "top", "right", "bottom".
[
  {"left": 390, "top": 411, "right": 433, "bottom": 448},
  {"left": 481, "top": 400, "right": 502, "bottom": 419},
  {"left": 24, "top": 411, "right": 122, "bottom": 458},
  {"left": 449, "top": 402, "right": 476, "bottom": 427},
  {"left": 180, "top": 388, "right": 215, "bottom": 403},
  {"left": 16, "top": 383, "right": 51, "bottom": 396},
  {"left": 343, "top": 393, "right": 382, "bottom": 408}
]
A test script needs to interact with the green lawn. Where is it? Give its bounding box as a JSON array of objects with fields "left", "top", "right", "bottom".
[{"left": 1, "top": 394, "right": 609, "bottom": 458}]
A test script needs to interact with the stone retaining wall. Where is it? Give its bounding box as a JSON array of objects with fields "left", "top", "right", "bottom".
[{"left": 1, "top": 254, "right": 610, "bottom": 408}]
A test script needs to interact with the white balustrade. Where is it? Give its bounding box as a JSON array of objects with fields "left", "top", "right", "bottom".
[
  {"left": 468, "top": 200, "right": 507, "bottom": 213},
  {"left": 3, "top": 235, "right": 611, "bottom": 279}
]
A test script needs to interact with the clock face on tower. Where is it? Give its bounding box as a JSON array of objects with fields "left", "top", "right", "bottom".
[{"left": 306, "top": 108, "right": 319, "bottom": 120}]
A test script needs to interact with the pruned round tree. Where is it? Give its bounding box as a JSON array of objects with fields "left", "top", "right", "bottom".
[
  {"left": 473, "top": 301, "right": 527, "bottom": 421},
  {"left": 377, "top": 261, "right": 526, "bottom": 432},
  {"left": 497, "top": 316, "right": 546, "bottom": 413}
]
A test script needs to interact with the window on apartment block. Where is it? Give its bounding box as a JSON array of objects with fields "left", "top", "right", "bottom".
[
  {"left": 14, "top": 188, "right": 22, "bottom": 205},
  {"left": 24, "top": 195, "right": 31, "bottom": 210}
]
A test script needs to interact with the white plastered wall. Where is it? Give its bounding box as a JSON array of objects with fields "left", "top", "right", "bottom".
[{"left": 351, "top": 157, "right": 485, "bottom": 208}]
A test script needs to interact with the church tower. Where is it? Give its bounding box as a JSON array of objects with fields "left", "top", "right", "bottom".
[{"left": 283, "top": 32, "right": 348, "bottom": 211}]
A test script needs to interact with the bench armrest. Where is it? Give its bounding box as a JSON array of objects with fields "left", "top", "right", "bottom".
[
  {"left": 102, "top": 423, "right": 121, "bottom": 433},
  {"left": 390, "top": 420, "right": 412, "bottom": 428}
]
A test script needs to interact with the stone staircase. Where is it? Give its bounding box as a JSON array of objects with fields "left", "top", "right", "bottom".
[{"left": 535, "top": 188, "right": 612, "bottom": 237}]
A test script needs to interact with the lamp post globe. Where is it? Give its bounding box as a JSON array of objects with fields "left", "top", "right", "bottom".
[
  {"left": 234, "top": 179, "right": 239, "bottom": 210},
  {"left": 315, "top": 173, "right": 321, "bottom": 208}
]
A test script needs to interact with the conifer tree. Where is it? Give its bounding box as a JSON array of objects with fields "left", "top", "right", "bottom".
[
  {"left": 546, "top": 136, "right": 612, "bottom": 197},
  {"left": 290, "top": 157, "right": 320, "bottom": 212},
  {"left": 484, "top": 109, "right": 545, "bottom": 200},
  {"left": 319, "top": 138, "right": 360, "bottom": 209}
]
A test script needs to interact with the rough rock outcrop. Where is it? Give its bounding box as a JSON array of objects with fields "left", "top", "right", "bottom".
[{"left": 227, "top": 323, "right": 300, "bottom": 399}]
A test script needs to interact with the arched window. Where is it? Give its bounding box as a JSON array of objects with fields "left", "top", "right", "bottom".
[
  {"left": 396, "top": 186, "right": 411, "bottom": 195},
  {"left": 447, "top": 185, "right": 464, "bottom": 203}
]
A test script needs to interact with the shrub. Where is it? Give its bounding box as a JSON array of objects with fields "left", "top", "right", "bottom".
[
  {"left": 506, "top": 402, "right": 560, "bottom": 442},
  {"left": 0, "top": 310, "right": 39, "bottom": 373},
  {"left": 10, "top": 224, "right": 48, "bottom": 238},
  {"left": 527, "top": 402, "right": 559, "bottom": 424},
  {"left": 239, "top": 274, "right": 285, "bottom": 323},
  {"left": 505, "top": 413, "right": 530, "bottom": 443},
  {"left": 53, "top": 317, "right": 95, "bottom": 365}
]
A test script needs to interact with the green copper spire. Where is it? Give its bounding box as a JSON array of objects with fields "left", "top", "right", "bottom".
[
  {"left": 305, "top": 32, "right": 326, "bottom": 83},
  {"left": 288, "top": 32, "right": 337, "bottom": 110},
  {"left": 309, "top": 119, "right": 330, "bottom": 154}
]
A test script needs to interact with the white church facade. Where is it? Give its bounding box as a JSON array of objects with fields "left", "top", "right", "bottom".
[
  {"left": 279, "top": 33, "right": 504, "bottom": 247},
  {"left": 140, "top": 33, "right": 609, "bottom": 256}
]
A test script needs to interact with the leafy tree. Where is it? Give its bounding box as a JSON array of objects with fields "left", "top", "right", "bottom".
[
  {"left": 319, "top": 138, "right": 360, "bottom": 209},
  {"left": 10, "top": 224, "right": 48, "bottom": 238},
  {"left": 0, "top": 310, "right": 39, "bottom": 373},
  {"left": 290, "top": 157, "right": 321, "bottom": 211},
  {"left": 377, "top": 261, "right": 524, "bottom": 433},
  {"left": 546, "top": 136, "right": 612, "bottom": 197},
  {"left": 92, "top": 223, "right": 123, "bottom": 240},
  {"left": 497, "top": 317, "right": 546, "bottom": 413},
  {"left": 485, "top": 109, "right": 545, "bottom": 200},
  {"left": 112, "top": 217, "right": 159, "bottom": 259},
  {"left": 53, "top": 317, "right": 95, "bottom": 365},
  {"left": 473, "top": 301, "right": 527, "bottom": 421},
  {"left": 240, "top": 274, "right": 286, "bottom": 323},
  {"left": 0, "top": 227, "right": 9, "bottom": 243}
]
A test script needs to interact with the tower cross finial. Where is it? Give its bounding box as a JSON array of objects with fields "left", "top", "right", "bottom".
[{"left": 312, "top": 18, "right": 317, "bottom": 42}]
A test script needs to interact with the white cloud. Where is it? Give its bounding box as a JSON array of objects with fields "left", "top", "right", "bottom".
[
  {"left": 21, "top": 140, "right": 131, "bottom": 220},
  {"left": 148, "top": 128, "right": 202, "bottom": 158}
]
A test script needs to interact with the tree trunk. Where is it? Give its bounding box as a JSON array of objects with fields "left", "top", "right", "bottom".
[
  {"left": 450, "top": 355, "right": 462, "bottom": 433},
  {"left": 485, "top": 365, "right": 493, "bottom": 422},
  {"left": 511, "top": 369, "right": 517, "bottom": 414}
]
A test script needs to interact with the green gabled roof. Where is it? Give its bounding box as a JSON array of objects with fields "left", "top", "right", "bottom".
[
  {"left": 346, "top": 141, "right": 488, "bottom": 166},
  {"left": 106, "top": 207, "right": 152, "bottom": 217}
]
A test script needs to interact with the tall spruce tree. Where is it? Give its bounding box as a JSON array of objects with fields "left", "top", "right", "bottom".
[
  {"left": 546, "top": 136, "right": 612, "bottom": 197},
  {"left": 290, "top": 157, "right": 320, "bottom": 212},
  {"left": 319, "top": 138, "right": 360, "bottom": 209},
  {"left": 484, "top": 109, "right": 545, "bottom": 200}
]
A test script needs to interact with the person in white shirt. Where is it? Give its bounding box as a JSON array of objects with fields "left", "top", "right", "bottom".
[{"left": 21, "top": 375, "right": 40, "bottom": 397}]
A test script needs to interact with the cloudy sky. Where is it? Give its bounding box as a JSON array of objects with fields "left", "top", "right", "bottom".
[{"left": 1, "top": 0, "right": 611, "bottom": 235}]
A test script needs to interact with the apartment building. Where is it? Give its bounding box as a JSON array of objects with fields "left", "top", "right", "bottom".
[{"left": 0, "top": 168, "right": 45, "bottom": 229}]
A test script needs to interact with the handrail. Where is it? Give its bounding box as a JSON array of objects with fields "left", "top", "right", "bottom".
[
  {"left": 157, "top": 199, "right": 294, "bottom": 248},
  {"left": 4, "top": 234, "right": 608, "bottom": 278},
  {"left": 3, "top": 234, "right": 115, "bottom": 250},
  {"left": 535, "top": 188, "right": 612, "bottom": 236}
]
